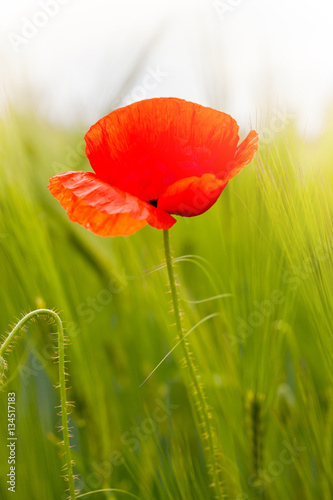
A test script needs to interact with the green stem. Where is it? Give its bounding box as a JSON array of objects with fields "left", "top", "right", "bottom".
[
  {"left": 0, "top": 309, "right": 76, "bottom": 500},
  {"left": 163, "top": 230, "right": 223, "bottom": 499}
]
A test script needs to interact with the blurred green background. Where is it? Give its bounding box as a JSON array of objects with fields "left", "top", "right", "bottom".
[{"left": 0, "top": 109, "right": 333, "bottom": 500}]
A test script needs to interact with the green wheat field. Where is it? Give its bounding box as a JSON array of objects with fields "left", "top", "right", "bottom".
[{"left": 0, "top": 108, "right": 333, "bottom": 500}]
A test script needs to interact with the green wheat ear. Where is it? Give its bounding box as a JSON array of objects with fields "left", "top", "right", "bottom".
[
  {"left": 0, "top": 309, "right": 76, "bottom": 500},
  {"left": 245, "top": 390, "right": 266, "bottom": 491}
]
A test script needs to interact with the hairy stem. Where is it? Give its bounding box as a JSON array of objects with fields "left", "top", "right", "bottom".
[
  {"left": 0, "top": 309, "right": 76, "bottom": 500},
  {"left": 163, "top": 229, "right": 223, "bottom": 499}
]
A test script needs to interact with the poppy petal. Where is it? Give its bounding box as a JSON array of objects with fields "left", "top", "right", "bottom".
[
  {"left": 84, "top": 98, "right": 240, "bottom": 202},
  {"left": 48, "top": 171, "right": 176, "bottom": 237},
  {"left": 158, "top": 173, "right": 227, "bottom": 217},
  {"left": 220, "top": 130, "right": 259, "bottom": 183}
]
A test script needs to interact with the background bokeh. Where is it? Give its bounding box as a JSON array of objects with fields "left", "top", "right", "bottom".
[
  {"left": 1, "top": 2, "right": 333, "bottom": 500},
  {"left": 1, "top": 0, "right": 333, "bottom": 136}
]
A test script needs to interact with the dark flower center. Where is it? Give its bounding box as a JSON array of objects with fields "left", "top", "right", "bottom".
[{"left": 147, "top": 199, "right": 158, "bottom": 208}]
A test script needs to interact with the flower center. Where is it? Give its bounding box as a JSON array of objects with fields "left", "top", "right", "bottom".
[{"left": 147, "top": 199, "right": 158, "bottom": 208}]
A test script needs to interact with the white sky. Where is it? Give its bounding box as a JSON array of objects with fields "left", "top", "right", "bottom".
[{"left": 0, "top": 0, "right": 333, "bottom": 138}]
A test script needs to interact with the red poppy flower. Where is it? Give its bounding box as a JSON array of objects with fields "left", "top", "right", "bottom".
[{"left": 48, "top": 98, "right": 258, "bottom": 237}]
